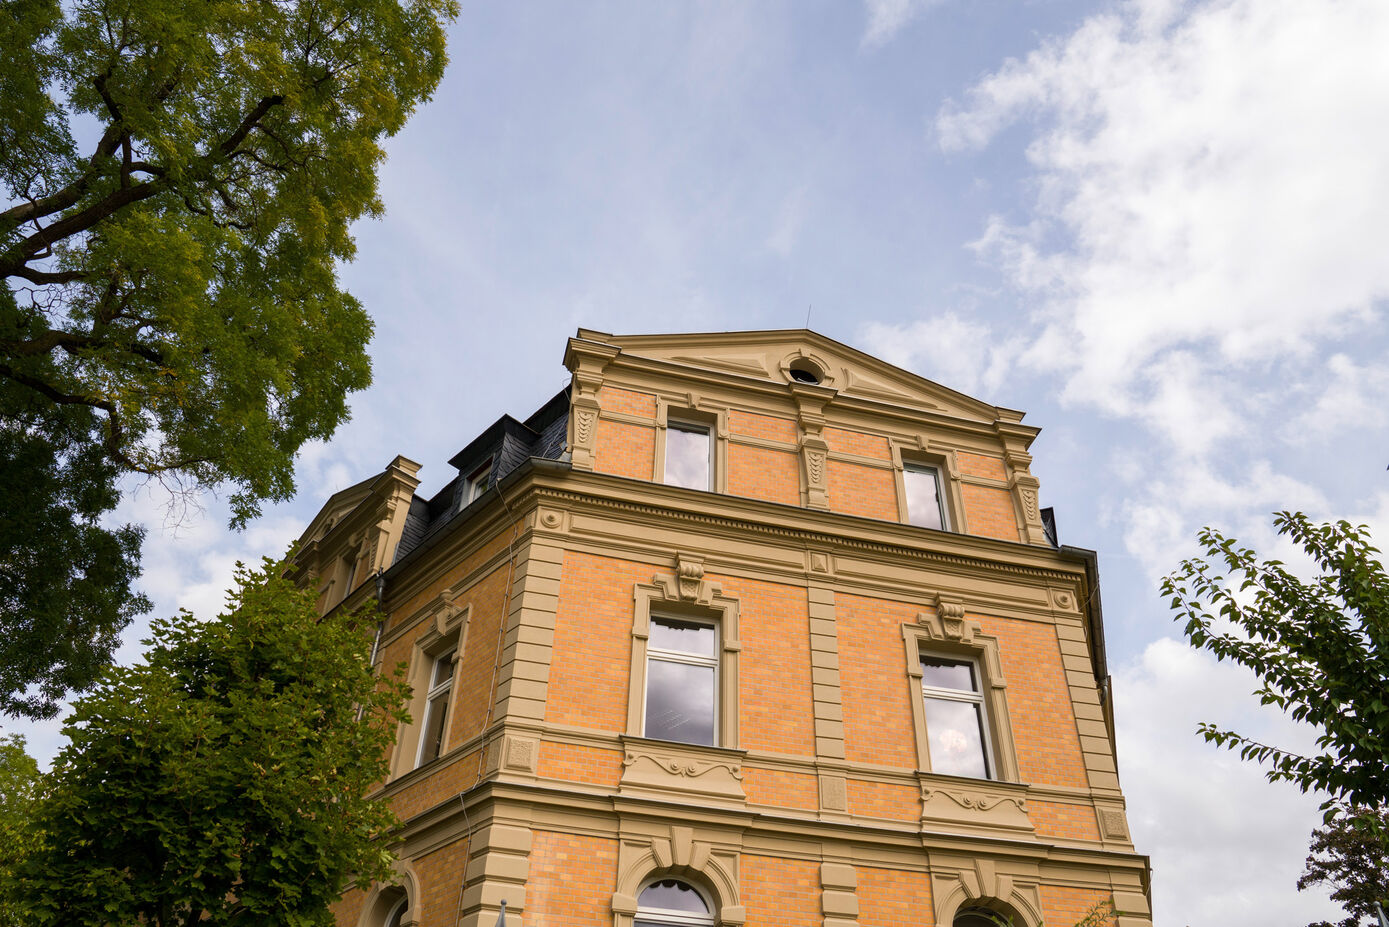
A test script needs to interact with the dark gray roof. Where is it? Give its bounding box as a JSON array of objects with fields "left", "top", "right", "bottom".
[{"left": 392, "top": 388, "right": 570, "bottom": 564}]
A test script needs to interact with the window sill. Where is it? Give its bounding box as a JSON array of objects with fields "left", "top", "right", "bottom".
[{"left": 618, "top": 735, "right": 748, "bottom": 804}]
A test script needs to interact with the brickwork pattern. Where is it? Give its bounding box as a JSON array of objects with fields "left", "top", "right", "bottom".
[
  {"left": 599, "top": 386, "right": 657, "bottom": 418},
  {"left": 524, "top": 831, "right": 619, "bottom": 927},
  {"left": 536, "top": 742, "right": 624, "bottom": 788},
  {"left": 824, "top": 426, "right": 891, "bottom": 460},
  {"left": 329, "top": 886, "right": 366, "bottom": 927},
  {"left": 413, "top": 836, "right": 470, "bottom": 927},
  {"left": 827, "top": 459, "right": 900, "bottom": 521},
  {"left": 1040, "top": 885, "right": 1112, "bottom": 927},
  {"left": 848, "top": 778, "right": 921, "bottom": 822},
  {"left": 975, "top": 615, "right": 1089, "bottom": 788},
  {"left": 728, "top": 409, "right": 798, "bottom": 443},
  {"left": 390, "top": 749, "right": 482, "bottom": 821},
  {"left": 388, "top": 525, "right": 519, "bottom": 632},
  {"left": 955, "top": 451, "right": 1008, "bottom": 481},
  {"left": 727, "top": 444, "right": 801, "bottom": 506},
  {"left": 1030, "top": 800, "right": 1101, "bottom": 841},
  {"left": 960, "top": 483, "right": 1020, "bottom": 541},
  {"left": 451, "top": 566, "right": 510, "bottom": 745},
  {"left": 547, "top": 552, "right": 647, "bottom": 732},
  {"left": 835, "top": 593, "right": 918, "bottom": 768},
  {"left": 594, "top": 419, "right": 656, "bottom": 480},
  {"left": 713, "top": 575, "right": 815, "bottom": 756},
  {"left": 856, "top": 866, "right": 934, "bottom": 927},
  {"left": 741, "top": 855, "right": 823, "bottom": 927},
  {"left": 743, "top": 767, "right": 820, "bottom": 811}
]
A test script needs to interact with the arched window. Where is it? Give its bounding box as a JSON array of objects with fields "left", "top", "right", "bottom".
[
  {"left": 954, "top": 908, "right": 1011, "bottom": 927},
  {"left": 635, "top": 878, "right": 715, "bottom": 927},
  {"left": 383, "top": 895, "right": 408, "bottom": 927}
]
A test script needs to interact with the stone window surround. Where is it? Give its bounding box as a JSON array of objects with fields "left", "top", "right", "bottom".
[
  {"left": 653, "top": 400, "right": 727, "bottom": 494},
  {"left": 355, "top": 860, "right": 422, "bottom": 927},
  {"left": 891, "top": 441, "right": 966, "bottom": 534},
  {"left": 391, "top": 600, "right": 470, "bottom": 779},
  {"left": 902, "top": 598, "right": 1021, "bottom": 782},
  {"left": 627, "top": 562, "right": 742, "bottom": 750}
]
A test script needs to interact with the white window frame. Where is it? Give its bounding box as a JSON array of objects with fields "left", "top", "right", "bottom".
[
  {"left": 663, "top": 419, "right": 714, "bottom": 491},
  {"left": 383, "top": 896, "right": 407, "bottom": 927},
  {"left": 642, "top": 615, "right": 720, "bottom": 747},
  {"left": 634, "top": 878, "right": 717, "bottom": 927},
  {"left": 414, "top": 647, "right": 457, "bottom": 768},
  {"left": 903, "top": 462, "right": 950, "bottom": 531},
  {"left": 461, "top": 459, "right": 492, "bottom": 508},
  {"left": 919, "top": 653, "right": 995, "bottom": 780}
]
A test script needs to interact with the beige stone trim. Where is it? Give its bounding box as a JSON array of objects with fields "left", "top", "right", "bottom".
[
  {"left": 619, "top": 735, "right": 747, "bottom": 804},
  {"left": 931, "top": 857, "right": 1045, "bottom": 927},
  {"left": 1054, "top": 614, "right": 1120, "bottom": 792},
  {"left": 458, "top": 821, "right": 531, "bottom": 927},
  {"left": 653, "top": 399, "right": 728, "bottom": 492},
  {"left": 820, "top": 861, "right": 859, "bottom": 927},
  {"left": 903, "top": 599, "right": 1021, "bottom": 783},
  {"left": 491, "top": 538, "right": 564, "bottom": 725},
  {"left": 354, "top": 858, "right": 421, "bottom": 927},
  {"left": 890, "top": 438, "right": 966, "bottom": 533},
  {"left": 807, "top": 586, "right": 846, "bottom": 764},
  {"left": 627, "top": 558, "right": 742, "bottom": 748},
  {"left": 391, "top": 600, "right": 469, "bottom": 779},
  {"left": 791, "top": 382, "right": 834, "bottom": 510},
  {"left": 563, "top": 336, "right": 619, "bottom": 472},
  {"left": 612, "top": 822, "right": 744, "bottom": 927}
]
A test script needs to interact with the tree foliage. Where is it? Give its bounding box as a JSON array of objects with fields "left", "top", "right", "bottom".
[
  {"left": 10, "top": 559, "right": 410, "bottom": 926},
  {"left": 0, "top": 0, "right": 456, "bottom": 716},
  {"left": 1299, "top": 805, "right": 1389, "bottom": 927},
  {"left": 0, "top": 735, "right": 40, "bottom": 927},
  {"left": 1162, "top": 513, "right": 1389, "bottom": 815}
]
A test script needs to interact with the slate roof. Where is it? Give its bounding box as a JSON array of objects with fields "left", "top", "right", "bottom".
[{"left": 392, "top": 388, "right": 570, "bottom": 564}]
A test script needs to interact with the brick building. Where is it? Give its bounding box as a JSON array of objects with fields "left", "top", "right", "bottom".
[{"left": 295, "top": 329, "right": 1153, "bottom": 927}]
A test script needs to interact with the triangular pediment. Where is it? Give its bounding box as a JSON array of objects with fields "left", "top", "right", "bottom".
[{"left": 578, "top": 328, "right": 1004, "bottom": 423}]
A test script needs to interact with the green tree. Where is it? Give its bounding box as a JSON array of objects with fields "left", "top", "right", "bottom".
[
  {"left": 0, "top": 0, "right": 456, "bottom": 717},
  {"left": 12, "top": 558, "right": 410, "bottom": 926},
  {"left": 0, "top": 734, "right": 40, "bottom": 927},
  {"left": 1162, "top": 513, "right": 1389, "bottom": 815},
  {"left": 1299, "top": 805, "right": 1389, "bottom": 927}
]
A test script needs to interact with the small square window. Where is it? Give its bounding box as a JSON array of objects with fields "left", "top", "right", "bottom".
[
  {"left": 920, "top": 654, "right": 992, "bottom": 779},
  {"left": 664, "top": 422, "right": 711, "bottom": 491},
  {"left": 644, "top": 616, "right": 718, "bottom": 746},
  {"left": 416, "top": 648, "right": 456, "bottom": 767},
  {"left": 904, "top": 464, "right": 947, "bottom": 530}
]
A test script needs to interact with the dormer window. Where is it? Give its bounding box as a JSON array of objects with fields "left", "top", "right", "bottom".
[{"left": 462, "top": 459, "right": 491, "bottom": 508}]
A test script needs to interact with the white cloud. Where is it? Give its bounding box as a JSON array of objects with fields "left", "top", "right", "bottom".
[
  {"left": 859, "top": 313, "right": 1017, "bottom": 396},
  {"left": 938, "top": 0, "right": 1389, "bottom": 411},
  {"left": 861, "top": 0, "right": 946, "bottom": 49},
  {"left": 1114, "top": 638, "right": 1336, "bottom": 925}
]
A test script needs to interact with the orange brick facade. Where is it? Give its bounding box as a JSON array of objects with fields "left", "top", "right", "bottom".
[{"left": 312, "top": 330, "right": 1149, "bottom": 927}]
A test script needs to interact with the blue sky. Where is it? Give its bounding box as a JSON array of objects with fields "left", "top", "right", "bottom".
[{"left": 12, "top": 1, "right": 1389, "bottom": 923}]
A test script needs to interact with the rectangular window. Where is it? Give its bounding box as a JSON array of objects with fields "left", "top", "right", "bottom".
[
  {"left": 463, "top": 460, "right": 492, "bottom": 507},
  {"left": 643, "top": 616, "right": 717, "bottom": 746},
  {"left": 920, "top": 654, "right": 992, "bottom": 779},
  {"left": 904, "top": 464, "right": 947, "bottom": 530},
  {"left": 416, "top": 648, "right": 456, "bottom": 767},
  {"left": 664, "top": 422, "right": 711, "bottom": 491}
]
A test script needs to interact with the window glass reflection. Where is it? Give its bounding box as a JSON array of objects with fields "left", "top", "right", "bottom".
[
  {"left": 638, "top": 879, "right": 709, "bottom": 913},
  {"left": 904, "top": 465, "right": 945, "bottom": 529},
  {"left": 645, "top": 659, "right": 715, "bottom": 746},
  {"left": 650, "top": 617, "right": 716, "bottom": 656},
  {"left": 924, "top": 697, "right": 989, "bottom": 778},
  {"left": 920, "top": 656, "right": 975, "bottom": 692},
  {"left": 665, "top": 424, "right": 710, "bottom": 490}
]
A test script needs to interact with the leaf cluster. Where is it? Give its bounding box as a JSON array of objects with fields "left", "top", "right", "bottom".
[
  {"left": 9, "top": 558, "right": 410, "bottom": 927},
  {"left": 1161, "top": 512, "right": 1389, "bottom": 813},
  {"left": 2, "top": 0, "right": 455, "bottom": 523},
  {"left": 1299, "top": 805, "right": 1389, "bottom": 927}
]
